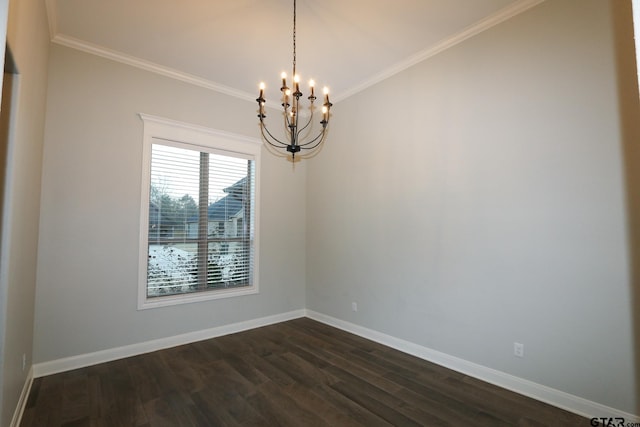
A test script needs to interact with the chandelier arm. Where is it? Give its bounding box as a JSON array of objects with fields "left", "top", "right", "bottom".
[
  {"left": 299, "top": 131, "right": 328, "bottom": 151},
  {"left": 263, "top": 142, "right": 291, "bottom": 159},
  {"left": 282, "top": 106, "right": 293, "bottom": 135},
  {"left": 263, "top": 134, "right": 289, "bottom": 149},
  {"left": 297, "top": 127, "right": 327, "bottom": 148},
  {"left": 260, "top": 123, "right": 288, "bottom": 148},
  {"left": 295, "top": 109, "right": 315, "bottom": 137},
  {"left": 283, "top": 117, "right": 292, "bottom": 134}
]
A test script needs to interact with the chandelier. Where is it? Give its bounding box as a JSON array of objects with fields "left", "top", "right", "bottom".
[{"left": 256, "top": 0, "right": 332, "bottom": 161}]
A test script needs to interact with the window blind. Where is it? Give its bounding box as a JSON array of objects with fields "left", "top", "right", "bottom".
[{"left": 146, "top": 141, "right": 255, "bottom": 298}]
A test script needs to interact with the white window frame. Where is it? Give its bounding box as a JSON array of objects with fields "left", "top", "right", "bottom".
[{"left": 138, "top": 114, "right": 261, "bottom": 309}]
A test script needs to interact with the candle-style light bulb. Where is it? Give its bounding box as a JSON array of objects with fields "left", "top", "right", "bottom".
[
  {"left": 294, "top": 75, "right": 300, "bottom": 93},
  {"left": 258, "top": 82, "right": 265, "bottom": 99},
  {"left": 281, "top": 72, "right": 287, "bottom": 88},
  {"left": 323, "top": 86, "right": 330, "bottom": 105},
  {"left": 309, "top": 79, "right": 315, "bottom": 97},
  {"left": 283, "top": 88, "right": 291, "bottom": 108}
]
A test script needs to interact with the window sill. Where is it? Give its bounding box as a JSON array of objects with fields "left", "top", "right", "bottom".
[{"left": 138, "top": 285, "right": 258, "bottom": 310}]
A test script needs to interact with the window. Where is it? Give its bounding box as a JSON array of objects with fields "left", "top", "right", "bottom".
[{"left": 138, "top": 114, "right": 260, "bottom": 309}]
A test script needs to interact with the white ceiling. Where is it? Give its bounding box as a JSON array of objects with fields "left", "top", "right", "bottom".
[{"left": 45, "top": 0, "right": 543, "bottom": 103}]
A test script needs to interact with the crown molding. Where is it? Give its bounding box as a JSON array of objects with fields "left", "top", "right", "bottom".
[
  {"left": 47, "top": 0, "right": 545, "bottom": 105},
  {"left": 333, "top": 0, "right": 546, "bottom": 103},
  {"left": 51, "top": 34, "right": 257, "bottom": 103}
]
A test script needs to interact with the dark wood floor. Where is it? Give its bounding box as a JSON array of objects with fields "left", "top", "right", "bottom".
[{"left": 21, "top": 318, "right": 591, "bottom": 426}]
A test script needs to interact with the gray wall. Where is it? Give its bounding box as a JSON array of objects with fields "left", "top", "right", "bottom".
[
  {"left": 306, "top": 0, "right": 640, "bottom": 414},
  {"left": 0, "top": 0, "right": 49, "bottom": 424},
  {"left": 33, "top": 44, "right": 307, "bottom": 363}
]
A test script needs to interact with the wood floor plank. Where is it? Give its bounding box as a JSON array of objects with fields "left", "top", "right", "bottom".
[
  {"left": 305, "top": 344, "right": 406, "bottom": 395},
  {"left": 266, "top": 351, "right": 337, "bottom": 389},
  {"left": 163, "top": 354, "right": 206, "bottom": 393},
  {"left": 384, "top": 370, "right": 511, "bottom": 426},
  {"left": 23, "top": 374, "right": 65, "bottom": 426},
  {"left": 329, "top": 379, "right": 424, "bottom": 426},
  {"left": 59, "top": 373, "right": 90, "bottom": 425},
  {"left": 143, "top": 395, "right": 182, "bottom": 427},
  {"left": 223, "top": 352, "right": 271, "bottom": 388},
  {"left": 282, "top": 382, "right": 362, "bottom": 427},
  {"left": 126, "top": 357, "right": 163, "bottom": 404},
  {"left": 22, "top": 318, "right": 592, "bottom": 426},
  {"left": 240, "top": 352, "right": 296, "bottom": 388},
  {"left": 243, "top": 389, "right": 288, "bottom": 426},
  {"left": 189, "top": 389, "right": 240, "bottom": 426},
  {"left": 322, "top": 361, "right": 442, "bottom": 425},
  {"left": 252, "top": 380, "right": 327, "bottom": 427},
  {"left": 308, "top": 383, "right": 395, "bottom": 427},
  {"left": 393, "top": 386, "right": 479, "bottom": 426},
  {"left": 198, "top": 359, "right": 257, "bottom": 399}
]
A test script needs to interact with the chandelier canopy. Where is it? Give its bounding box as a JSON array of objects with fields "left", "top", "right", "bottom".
[{"left": 256, "top": 0, "right": 332, "bottom": 161}]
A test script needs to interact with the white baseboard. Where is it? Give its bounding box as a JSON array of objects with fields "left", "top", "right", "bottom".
[
  {"left": 10, "top": 366, "right": 33, "bottom": 427},
  {"left": 305, "top": 309, "right": 639, "bottom": 422},
  {"left": 33, "top": 309, "right": 305, "bottom": 378}
]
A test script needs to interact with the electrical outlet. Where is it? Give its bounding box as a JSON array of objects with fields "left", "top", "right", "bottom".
[
  {"left": 351, "top": 302, "right": 358, "bottom": 312},
  {"left": 514, "top": 342, "right": 524, "bottom": 358}
]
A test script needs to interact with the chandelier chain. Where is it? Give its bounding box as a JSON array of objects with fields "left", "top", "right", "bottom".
[{"left": 292, "top": 0, "right": 296, "bottom": 77}]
